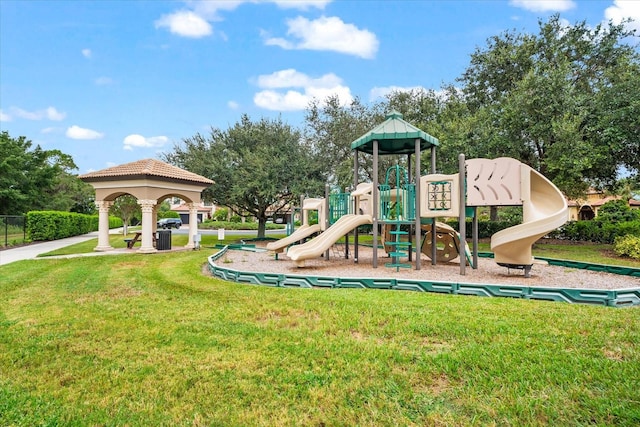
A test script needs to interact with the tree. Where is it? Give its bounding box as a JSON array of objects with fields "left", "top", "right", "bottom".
[
  {"left": 459, "top": 15, "right": 640, "bottom": 198},
  {"left": 52, "top": 173, "right": 96, "bottom": 214},
  {"left": 304, "top": 95, "right": 388, "bottom": 189},
  {"left": 0, "top": 131, "right": 79, "bottom": 215},
  {"left": 110, "top": 195, "right": 140, "bottom": 235},
  {"left": 164, "top": 115, "right": 321, "bottom": 238},
  {"left": 384, "top": 86, "right": 481, "bottom": 175}
]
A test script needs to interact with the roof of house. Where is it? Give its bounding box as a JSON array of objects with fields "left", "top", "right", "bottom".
[
  {"left": 567, "top": 194, "right": 640, "bottom": 208},
  {"left": 79, "top": 158, "right": 213, "bottom": 185},
  {"left": 171, "top": 203, "right": 214, "bottom": 213}
]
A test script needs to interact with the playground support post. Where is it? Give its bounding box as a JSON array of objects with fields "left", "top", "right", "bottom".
[
  {"left": 407, "top": 154, "right": 413, "bottom": 263},
  {"left": 431, "top": 146, "right": 437, "bottom": 265},
  {"left": 344, "top": 187, "right": 349, "bottom": 260},
  {"left": 353, "top": 152, "right": 359, "bottom": 263},
  {"left": 430, "top": 146, "right": 436, "bottom": 174},
  {"left": 414, "top": 138, "right": 421, "bottom": 270},
  {"left": 459, "top": 153, "right": 466, "bottom": 275},
  {"left": 372, "top": 139, "right": 379, "bottom": 268},
  {"left": 472, "top": 206, "right": 478, "bottom": 269},
  {"left": 325, "top": 184, "right": 330, "bottom": 261}
]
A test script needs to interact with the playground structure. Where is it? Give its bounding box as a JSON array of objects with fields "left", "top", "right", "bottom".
[
  {"left": 265, "top": 198, "right": 325, "bottom": 255},
  {"left": 268, "top": 111, "right": 569, "bottom": 277}
]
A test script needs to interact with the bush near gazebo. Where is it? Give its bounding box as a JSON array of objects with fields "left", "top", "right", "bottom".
[{"left": 26, "top": 211, "right": 122, "bottom": 241}]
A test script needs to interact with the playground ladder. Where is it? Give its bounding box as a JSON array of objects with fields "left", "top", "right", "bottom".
[{"left": 384, "top": 222, "right": 411, "bottom": 271}]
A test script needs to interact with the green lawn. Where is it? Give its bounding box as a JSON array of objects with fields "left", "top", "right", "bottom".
[{"left": 1, "top": 237, "right": 639, "bottom": 425}]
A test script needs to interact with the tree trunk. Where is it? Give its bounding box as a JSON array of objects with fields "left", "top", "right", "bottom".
[
  {"left": 257, "top": 218, "right": 266, "bottom": 239},
  {"left": 490, "top": 206, "right": 498, "bottom": 221}
]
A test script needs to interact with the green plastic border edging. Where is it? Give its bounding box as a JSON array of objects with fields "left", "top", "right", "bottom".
[{"left": 208, "top": 247, "right": 640, "bottom": 307}]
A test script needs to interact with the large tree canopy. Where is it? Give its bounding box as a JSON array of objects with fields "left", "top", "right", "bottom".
[
  {"left": 304, "top": 95, "right": 405, "bottom": 189},
  {"left": 0, "top": 131, "right": 87, "bottom": 215},
  {"left": 459, "top": 15, "right": 640, "bottom": 198},
  {"left": 164, "top": 115, "right": 321, "bottom": 237}
]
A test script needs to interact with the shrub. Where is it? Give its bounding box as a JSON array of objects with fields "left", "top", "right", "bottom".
[
  {"left": 27, "top": 211, "right": 123, "bottom": 241},
  {"left": 613, "top": 234, "right": 640, "bottom": 260},
  {"left": 198, "top": 221, "right": 283, "bottom": 231},
  {"left": 553, "top": 220, "right": 640, "bottom": 243},
  {"left": 445, "top": 220, "right": 521, "bottom": 239},
  {"left": 213, "top": 208, "right": 229, "bottom": 222},
  {"left": 109, "top": 216, "right": 124, "bottom": 229},
  {"left": 27, "top": 211, "right": 94, "bottom": 241},
  {"left": 229, "top": 215, "right": 242, "bottom": 223},
  {"left": 158, "top": 211, "right": 180, "bottom": 219},
  {"left": 597, "top": 199, "right": 640, "bottom": 223}
]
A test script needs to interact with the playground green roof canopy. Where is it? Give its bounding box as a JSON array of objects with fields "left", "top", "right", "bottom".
[{"left": 350, "top": 111, "right": 439, "bottom": 155}]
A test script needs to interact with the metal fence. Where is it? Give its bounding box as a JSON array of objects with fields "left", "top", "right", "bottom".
[{"left": 1, "top": 215, "right": 26, "bottom": 247}]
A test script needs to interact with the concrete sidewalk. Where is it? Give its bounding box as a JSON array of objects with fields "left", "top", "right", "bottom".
[{"left": 0, "top": 231, "right": 109, "bottom": 266}]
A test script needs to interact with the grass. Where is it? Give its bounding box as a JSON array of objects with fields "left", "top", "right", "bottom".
[
  {"left": 38, "top": 233, "right": 249, "bottom": 257},
  {"left": 476, "top": 240, "right": 640, "bottom": 268},
  {"left": 35, "top": 230, "right": 640, "bottom": 269},
  {"left": 1, "top": 238, "right": 639, "bottom": 425},
  {"left": 1, "top": 231, "right": 27, "bottom": 248}
]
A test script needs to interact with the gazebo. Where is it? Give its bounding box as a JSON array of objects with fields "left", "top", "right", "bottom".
[
  {"left": 351, "top": 111, "right": 439, "bottom": 270},
  {"left": 79, "top": 159, "right": 213, "bottom": 253}
]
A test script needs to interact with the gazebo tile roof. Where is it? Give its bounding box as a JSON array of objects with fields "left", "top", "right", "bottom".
[{"left": 79, "top": 158, "right": 213, "bottom": 185}]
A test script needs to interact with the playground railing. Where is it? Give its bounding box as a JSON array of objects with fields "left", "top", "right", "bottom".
[{"left": 329, "top": 192, "right": 351, "bottom": 224}]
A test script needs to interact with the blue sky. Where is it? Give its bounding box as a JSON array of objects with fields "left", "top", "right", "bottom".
[{"left": 1, "top": 0, "right": 638, "bottom": 174}]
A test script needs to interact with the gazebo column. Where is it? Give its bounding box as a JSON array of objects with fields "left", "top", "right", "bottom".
[
  {"left": 137, "top": 199, "right": 157, "bottom": 253},
  {"left": 185, "top": 202, "right": 199, "bottom": 249},
  {"left": 94, "top": 200, "right": 113, "bottom": 252}
]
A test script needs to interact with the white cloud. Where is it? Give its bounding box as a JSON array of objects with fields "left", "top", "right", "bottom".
[
  {"left": 228, "top": 100, "right": 240, "bottom": 109},
  {"left": 82, "top": 48, "right": 92, "bottom": 58},
  {"left": 11, "top": 107, "right": 41, "bottom": 120},
  {"left": 156, "top": 1, "right": 332, "bottom": 39},
  {"left": 271, "top": 0, "right": 331, "bottom": 10},
  {"left": 369, "top": 85, "right": 427, "bottom": 101},
  {"left": 0, "top": 109, "right": 11, "bottom": 122},
  {"left": 253, "top": 68, "right": 352, "bottom": 111},
  {"left": 123, "top": 134, "right": 169, "bottom": 151},
  {"left": 605, "top": 0, "right": 640, "bottom": 33},
  {"left": 509, "top": 0, "right": 576, "bottom": 12},
  {"left": 8, "top": 106, "right": 66, "bottom": 121},
  {"left": 41, "top": 127, "right": 58, "bottom": 134},
  {"left": 66, "top": 125, "right": 104, "bottom": 140},
  {"left": 256, "top": 68, "right": 342, "bottom": 89},
  {"left": 192, "top": 0, "right": 330, "bottom": 17},
  {"left": 264, "top": 15, "right": 378, "bottom": 59},
  {"left": 95, "top": 76, "right": 114, "bottom": 85},
  {"left": 45, "top": 106, "right": 66, "bottom": 121},
  {"left": 155, "top": 10, "right": 213, "bottom": 38}
]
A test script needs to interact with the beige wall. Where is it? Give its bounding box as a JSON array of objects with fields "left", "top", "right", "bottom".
[{"left": 91, "top": 178, "right": 204, "bottom": 204}]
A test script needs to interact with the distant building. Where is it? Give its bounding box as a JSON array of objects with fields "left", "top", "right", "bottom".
[
  {"left": 169, "top": 198, "right": 215, "bottom": 224},
  {"left": 567, "top": 189, "right": 640, "bottom": 220}
]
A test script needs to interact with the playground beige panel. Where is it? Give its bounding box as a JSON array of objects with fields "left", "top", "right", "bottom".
[
  {"left": 466, "top": 158, "right": 522, "bottom": 206},
  {"left": 419, "top": 173, "right": 460, "bottom": 218}
]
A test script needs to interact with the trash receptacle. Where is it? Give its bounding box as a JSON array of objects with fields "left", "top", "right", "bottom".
[{"left": 157, "top": 230, "right": 171, "bottom": 250}]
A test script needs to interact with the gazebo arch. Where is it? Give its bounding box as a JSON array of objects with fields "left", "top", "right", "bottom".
[{"left": 79, "top": 159, "right": 213, "bottom": 253}]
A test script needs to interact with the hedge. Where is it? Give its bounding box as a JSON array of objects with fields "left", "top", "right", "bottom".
[
  {"left": 199, "top": 220, "right": 284, "bottom": 231},
  {"left": 27, "top": 211, "right": 123, "bottom": 241},
  {"left": 549, "top": 220, "right": 640, "bottom": 244},
  {"left": 444, "top": 220, "right": 521, "bottom": 239}
]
